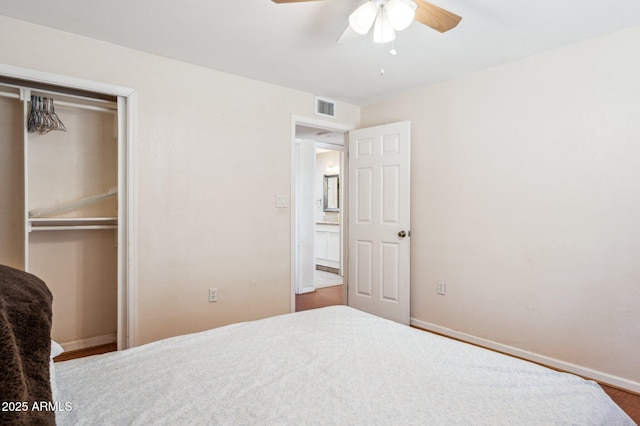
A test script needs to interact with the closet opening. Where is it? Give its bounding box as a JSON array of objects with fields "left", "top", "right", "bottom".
[{"left": 0, "top": 68, "right": 135, "bottom": 351}]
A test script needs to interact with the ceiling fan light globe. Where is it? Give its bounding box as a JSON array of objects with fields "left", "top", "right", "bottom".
[
  {"left": 385, "top": 0, "right": 415, "bottom": 31},
  {"left": 349, "top": 2, "right": 378, "bottom": 35},
  {"left": 373, "top": 10, "right": 395, "bottom": 43}
]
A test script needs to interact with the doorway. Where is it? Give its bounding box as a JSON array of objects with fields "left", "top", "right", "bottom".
[
  {"left": 291, "top": 117, "right": 353, "bottom": 312},
  {"left": 291, "top": 118, "right": 412, "bottom": 323}
]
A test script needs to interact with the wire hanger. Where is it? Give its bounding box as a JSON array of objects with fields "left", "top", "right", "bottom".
[{"left": 27, "top": 96, "right": 67, "bottom": 134}]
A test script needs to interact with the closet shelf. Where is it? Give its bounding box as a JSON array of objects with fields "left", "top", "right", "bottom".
[
  {"left": 28, "top": 217, "right": 117, "bottom": 232},
  {"left": 29, "top": 187, "right": 117, "bottom": 218}
]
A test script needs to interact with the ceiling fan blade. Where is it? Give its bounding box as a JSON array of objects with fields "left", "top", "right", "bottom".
[
  {"left": 414, "top": 0, "right": 462, "bottom": 33},
  {"left": 271, "top": 0, "right": 325, "bottom": 3},
  {"left": 336, "top": 25, "right": 359, "bottom": 43}
]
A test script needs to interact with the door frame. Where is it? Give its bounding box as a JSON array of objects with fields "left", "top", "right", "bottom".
[
  {"left": 290, "top": 115, "right": 355, "bottom": 312},
  {"left": 0, "top": 63, "right": 138, "bottom": 349}
]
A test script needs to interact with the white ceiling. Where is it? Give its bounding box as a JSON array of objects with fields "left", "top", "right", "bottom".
[
  {"left": 1, "top": 0, "right": 639, "bottom": 106},
  {"left": 296, "top": 124, "right": 346, "bottom": 145}
]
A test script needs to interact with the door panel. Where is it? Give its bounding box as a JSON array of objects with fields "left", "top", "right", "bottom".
[
  {"left": 356, "top": 167, "right": 373, "bottom": 223},
  {"left": 381, "top": 242, "right": 399, "bottom": 301},
  {"left": 382, "top": 165, "right": 400, "bottom": 223},
  {"left": 348, "top": 121, "right": 411, "bottom": 324},
  {"left": 356, "top": 240, "right": 373, "bottom": 296}
]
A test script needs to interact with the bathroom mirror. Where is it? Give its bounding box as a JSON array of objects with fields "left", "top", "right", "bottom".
[{"left": 323, "top": 175, "right": 339, "bottom": 212}]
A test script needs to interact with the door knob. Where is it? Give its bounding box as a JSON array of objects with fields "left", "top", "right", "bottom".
[{"left": 398, "top": 230, "right": 407, "bottom": 238}]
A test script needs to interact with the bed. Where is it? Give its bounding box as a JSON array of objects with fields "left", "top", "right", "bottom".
[{"left": 1, "top": 265, "right": 635, "bottom": 425}]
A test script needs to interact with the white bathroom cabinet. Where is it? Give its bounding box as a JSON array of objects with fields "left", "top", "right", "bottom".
[{"left": 315, "top": 223, "right": 340, "bottom": 270}]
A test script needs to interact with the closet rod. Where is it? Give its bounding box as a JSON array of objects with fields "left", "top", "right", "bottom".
[
  {"left": 30, "top": 225, "right": 118, "bottom": 232},
  {"left": 0, "top": 82, "right": 117, "bottom": 110},
  {"left": 54, "top": 100, "right": 115, "bottom": 113},
  {"left": 28, "top": 89, "right": 117, "bottom": 110}
]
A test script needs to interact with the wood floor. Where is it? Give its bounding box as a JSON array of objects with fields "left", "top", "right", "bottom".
[
  {"left": 601, "top": 385, "right": 640, "bottom": 424},
  {"left": 53, "top": 343, "right": 117, "bottom": 362},
  {"left": 295, "top": 284, "right": 344, "bottom": 312},
  {"left": 55, "top": 291, "right": 639, "bottom": 424}
]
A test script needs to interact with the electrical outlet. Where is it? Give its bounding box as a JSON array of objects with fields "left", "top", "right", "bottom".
[
  {"left": 437, "top": 280, "right": 446, "bottom": 295},
  {"left": 209, "top": 288, "right": 218, "bottom": 302}
]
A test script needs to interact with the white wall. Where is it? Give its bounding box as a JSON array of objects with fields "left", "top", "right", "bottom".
[
  {"left": 362, "top": 25, "right": 640, "bottom": 388},
  {"left": 0, "top": 15, "right": 360, "bottom": 345}
]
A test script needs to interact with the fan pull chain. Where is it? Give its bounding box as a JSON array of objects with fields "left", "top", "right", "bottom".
[{"left": 390, "top": 39, "right": 397, "bottom": 55}]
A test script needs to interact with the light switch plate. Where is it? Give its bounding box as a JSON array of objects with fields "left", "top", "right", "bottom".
[{"left": 276, "top": 195, "right": 288, "bottom": 208}]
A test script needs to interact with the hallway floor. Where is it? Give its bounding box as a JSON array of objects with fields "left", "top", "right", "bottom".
[
  {"left": 295, "top": 284, "right": 344, "bottom": 312},
  {"left": 315, "top": 270, "right": 342, "bottom": 288}
]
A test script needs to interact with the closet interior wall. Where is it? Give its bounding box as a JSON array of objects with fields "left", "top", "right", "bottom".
[
  {"left": 0, "top": 87, "right": 24, "bottom": 269},
  {"left": 0, "top": 81, "right": 119, "bottom": 350}
]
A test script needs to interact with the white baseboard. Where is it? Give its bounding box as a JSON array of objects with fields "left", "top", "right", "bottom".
[
  {"left": 59, "top": 333, "right": 117, "bottom": 353},
  {"left": 411, "top": 318, "right": 640, "bottom": 394}
]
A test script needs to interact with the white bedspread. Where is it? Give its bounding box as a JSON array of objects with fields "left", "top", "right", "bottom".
[{"left": 55, "top": 306, "right": 634, "bottom": 425}]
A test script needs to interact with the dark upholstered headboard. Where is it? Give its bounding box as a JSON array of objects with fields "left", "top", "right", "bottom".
[{"left": 0, "top": 265, "right": 55, "bottom": 425}]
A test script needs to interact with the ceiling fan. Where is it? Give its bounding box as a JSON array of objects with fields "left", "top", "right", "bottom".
[{"left": 271, "top": 0, "right": 462, "bottom": 43}]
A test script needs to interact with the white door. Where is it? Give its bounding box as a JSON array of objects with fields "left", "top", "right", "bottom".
[{"left": 348, "top": 121, "right": 411, "bottom": 324}]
